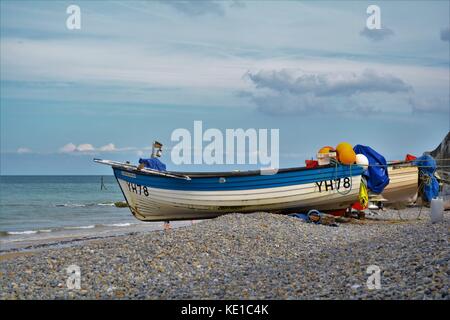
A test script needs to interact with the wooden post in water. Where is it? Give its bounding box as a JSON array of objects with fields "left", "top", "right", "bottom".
[{"left": 100, "top": 176, "right": 107, "bottom": 190}]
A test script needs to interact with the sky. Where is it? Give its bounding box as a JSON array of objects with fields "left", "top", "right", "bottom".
[{"left": 0, "top": 0, "right": 449, "bottom": 175}]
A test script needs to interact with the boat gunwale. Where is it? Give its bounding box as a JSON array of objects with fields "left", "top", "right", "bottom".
[{"left": 108, "top": 160, "right": 415, "bottom": 179}]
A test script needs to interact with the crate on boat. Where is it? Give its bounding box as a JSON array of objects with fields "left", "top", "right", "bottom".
[{"left": 317, "top": 152, "right": 337, "bottom": 166}]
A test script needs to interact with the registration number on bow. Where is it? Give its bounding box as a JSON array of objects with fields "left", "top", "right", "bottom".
[
  {"left": 126, "top": 182, "right": 149, "bottom": 196},
  {"left": 315, "top": 177, "right": 351, "bottom": 192}
]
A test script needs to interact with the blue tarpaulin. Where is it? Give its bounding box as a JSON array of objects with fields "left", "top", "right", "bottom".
[
  {"left": 138, "top": 158, "right": 167, "bottom": 171},
  {"left": 288, "top": 210, "right": 338, "bottom": 227},
  {"left": 353, "top": 145, "right": 390, "bottom": 194},
  {"left": 413, "top": 155, "right": 439, "bottom": 202},
  {"left": 288, "top": 213, "right": 309, "bottom": 221}
]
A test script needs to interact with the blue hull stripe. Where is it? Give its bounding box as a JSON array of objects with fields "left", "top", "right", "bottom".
[{"left": 114, "top": 165, "right": 363, "bottom": 191}]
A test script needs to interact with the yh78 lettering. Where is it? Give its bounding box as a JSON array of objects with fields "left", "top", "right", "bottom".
[
  {"left": 126, "top": 182, "right": 149, "bottom": 196},
  {"left": 315, "top": 177, "right": 351, "bottom": 192}
]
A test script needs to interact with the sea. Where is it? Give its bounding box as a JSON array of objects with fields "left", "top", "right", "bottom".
[{"left": 0, "top": 176, "right": 190, "bottom": 250}]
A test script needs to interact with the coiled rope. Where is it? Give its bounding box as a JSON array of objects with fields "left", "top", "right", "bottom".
[
  {"left": 396, "top": 176, "right": 428, "bottom": 221},
  {"left": 332, "top": 159, "right": 353, "bottom": 196}
]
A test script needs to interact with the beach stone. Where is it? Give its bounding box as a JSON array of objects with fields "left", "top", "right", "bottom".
[{"left": 0, "top": 209, "right": 448, "bottom": 300}]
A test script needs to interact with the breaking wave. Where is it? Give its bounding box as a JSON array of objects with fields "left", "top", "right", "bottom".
[
  {"left": 1, "top": 222, "right": 138, "bottom": 237},
  {"left": 6, "top": 230, "right": 38, "bottom": 235},
  {"left": 55, "top": 202, "right": 116, "bottom": 208},
  {"left": 103, "top": 223, "right": 132, "bottom": 227},
  {"left": 63, "top": 225, "right": 96, "bottom": 230}
]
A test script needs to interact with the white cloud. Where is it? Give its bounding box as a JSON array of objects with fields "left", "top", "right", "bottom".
[
  {"left": 60, "top": 143, "right": 95, "bottom": 153},
  {"left": 99, "top": 143, "right": 116, "bottom": 152},
  {"left": 60, "top": 143, "right": 77, "bottom": 153},
  {"left": 59, "top": 142, "right": 141, "bottom": 154},
  {"left": 1, "top": 37, "right": 447, "bottom": 103},
  {"left": 0, "top": 2, "right": 447, "bottom": 112},
  {"left": 76, "top": 144, "right": 95, "bottom": 152},
  {"left": 17, "top": 147, "right": 32, "bottom": 154},
  {"left": 246, "top": 69, "right": 411, "bottom": 96},
  {"left": 409, "top": 97, "right": 450, "bottom": 114},
  {"left": 242, "top": 69, "right": 411, "bottom": 115}
]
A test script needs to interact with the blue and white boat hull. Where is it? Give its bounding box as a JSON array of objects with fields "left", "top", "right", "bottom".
[{"left": 101, "top": 161, "right": 364, "bottom": 221}]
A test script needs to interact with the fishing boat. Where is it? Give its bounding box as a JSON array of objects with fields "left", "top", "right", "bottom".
[
  {"left": 382, "top": 163, "right": 419, "bottom": 203},
  {"left": 94, "top": 159, "right": 364, "bottom": 221},
  {"left": 368, "top": 164, "right": 419, "bottom": 207}
]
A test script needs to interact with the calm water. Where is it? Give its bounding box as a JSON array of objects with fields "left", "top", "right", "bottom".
[{"left": 0, "top": 176, "right": 138, "bottom": 234}]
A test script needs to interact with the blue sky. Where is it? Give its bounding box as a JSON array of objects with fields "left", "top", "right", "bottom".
[{"left": 0, "top": 0, "right": 449, "bottom": 175}]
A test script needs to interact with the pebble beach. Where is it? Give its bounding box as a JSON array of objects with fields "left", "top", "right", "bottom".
[{"left": 0, "top": 208, "right": 448, "bottom": 300}]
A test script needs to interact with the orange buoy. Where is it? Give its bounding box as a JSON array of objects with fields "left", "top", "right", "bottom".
[
  {"left": 335, "top": 142, "right": 355, "bottom": 164},
  {"left": 337, "top": 146, "right": 356, "bottom": 164},
  {"left": 336, "top": 142, "right": 353, "bottom": 153},
  {"left": 318, "top": 146, "right": 335, "bottom": 154}
]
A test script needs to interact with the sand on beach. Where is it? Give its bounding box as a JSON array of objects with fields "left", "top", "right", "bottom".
[{"left": 0, "top": 207, "right": 448, "bottom": 300}]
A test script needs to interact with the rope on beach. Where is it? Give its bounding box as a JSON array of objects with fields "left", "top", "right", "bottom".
[{"left": 396, "top": 177, "right": 427, "bottom": 221}]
